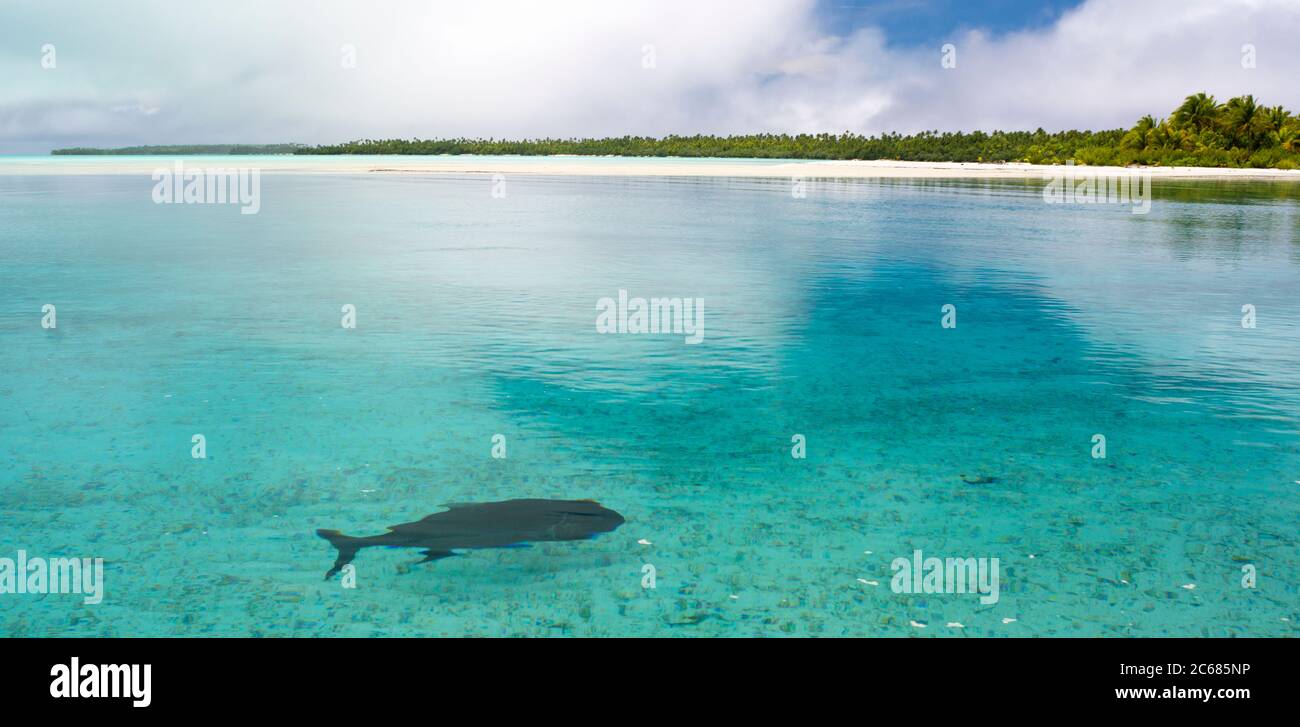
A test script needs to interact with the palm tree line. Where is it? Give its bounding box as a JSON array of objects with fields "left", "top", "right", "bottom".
[
  {"left": 296, "top": 93, "right": 1299, "bottom": 168},
  {"left": 1117, "top": 92, "right": 1299, "bottom": 166},
  {"left": 51, "top": 94, "right": 1300, "bottom": 169}
]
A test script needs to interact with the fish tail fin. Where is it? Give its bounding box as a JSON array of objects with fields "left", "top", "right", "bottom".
[{"left": 317, "top": 528, "right": 364, "bottom": 580}]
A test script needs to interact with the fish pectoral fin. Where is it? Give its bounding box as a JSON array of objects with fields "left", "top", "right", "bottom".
[{"left": 413, "top": 549, "right": 456, "bottom": 565}]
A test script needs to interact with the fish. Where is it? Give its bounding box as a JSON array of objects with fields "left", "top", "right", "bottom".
[
  {"left": 960, "top": 474, "right": 999, "bottom": 485},
  {"left": 316, "top": 498, "right": 626, "bottom": 579}
]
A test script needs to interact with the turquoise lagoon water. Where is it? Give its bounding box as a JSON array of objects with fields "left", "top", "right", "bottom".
[{"left": 1, "top": 162, "right": 1297, "bottom": 637}]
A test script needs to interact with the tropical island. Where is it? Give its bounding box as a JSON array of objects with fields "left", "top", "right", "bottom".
[
  {"left": 51, "top": 143, "right": 305, "bottom": 156},
  {"left": 50, "top": 94, "right": 1300, "bottom": 170}
]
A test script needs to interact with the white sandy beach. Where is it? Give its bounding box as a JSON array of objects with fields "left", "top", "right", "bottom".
[{"left": 3, "top": 156, "right": 1300, "bottom": 180}]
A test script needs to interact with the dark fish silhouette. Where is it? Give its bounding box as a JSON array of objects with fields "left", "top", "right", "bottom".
[{"left": 316, "top": 498, "right": 625, "bottom": 579}]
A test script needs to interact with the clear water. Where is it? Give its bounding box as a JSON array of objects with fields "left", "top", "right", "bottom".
[
  {"left": 0, "top": 154, "right": 826, "bottom": 170},
  {"left": 1, "top": 166, "right": 1297, "bottom": 636}
]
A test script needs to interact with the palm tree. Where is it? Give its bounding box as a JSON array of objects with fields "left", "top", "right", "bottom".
[
  {"left": 1122, "top": 114, "right": 1160, "bottom": 149},
  {"left": 1265, "top": 105, "right": 1292, "bottom": 132},
  {"left": 1173, "top": 92, "right": 1220, "bottom": 133},
  {"left": 1136, "top": 115, "right": 1160, "bottom": 145},
  {"left": 1150, "top": 119, "right": 1180, "bottom": 150},
  {"left": 1263, "top": 105, "right": 1293, "bottom": 146},
  {"left": 1281, "top": 123, "right": 1300, "bottom": 153},
  {"left": 1221, "top": 95, "right": 1268, "bottom": 149}
]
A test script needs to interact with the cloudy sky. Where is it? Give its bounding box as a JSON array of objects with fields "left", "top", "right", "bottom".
[{"left": 2, "top": 0, "right": 1298, "bottom": 152}]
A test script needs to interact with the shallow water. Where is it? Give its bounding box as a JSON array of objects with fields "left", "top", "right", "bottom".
[{"left": 1, "top": 168, "right": 1297, "bottom": 636}]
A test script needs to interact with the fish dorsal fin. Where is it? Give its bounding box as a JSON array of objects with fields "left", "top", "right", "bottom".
[{"left": 439, "top": 502, "right": 475, "bottom": 510}]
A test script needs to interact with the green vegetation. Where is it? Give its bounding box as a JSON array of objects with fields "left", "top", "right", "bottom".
[
  {"left": 1113, "top": 93, "right": 1300, "bottom": 169},
  {"left": 299, "top": 93, "right": 1300, "bottom": 169},
  {"left": 297, "top": 130, "right": 1128, "bottom": 163},
  {"left": 51, "top": 144, "right": 305, "bottom": 155},
  {"left": 50, "top": 94, "right": 1300, "bottom": 169}
]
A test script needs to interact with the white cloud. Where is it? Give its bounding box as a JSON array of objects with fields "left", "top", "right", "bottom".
[
  {"left": 875, "top": 0, "right": 1300, "bottom": 132},
  {"left": 1, "top": 0, "right": 1297, "bottom": 152}
]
